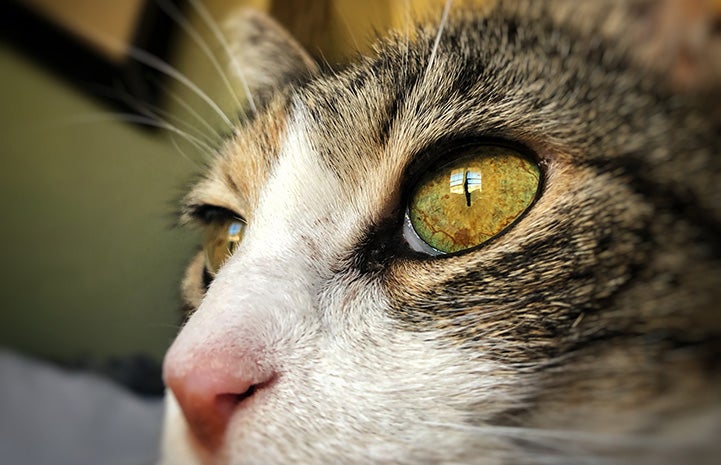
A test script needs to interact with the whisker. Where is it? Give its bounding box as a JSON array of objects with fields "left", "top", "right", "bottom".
[
  {"left": 147, "top": 322, "right": 185, "bottom": 330},
  {"left": 423, "top": 420, "right": 682, "bottom": 449},
  {"left": 137, "top": 104, "right": 216, "bottom": 156},
  {"left": 187, "top": 0, "right": 258, "bottom": 114},
  {"left": 170, "top": 131, "right": 208, "bottom": 170},
  {"left": 332, "top": 3, "right": 360, "bottom": 53},
  {"left": 133, "top": 114, "right": 215, "bottom": 154},
  {"left": 425, "top": 0, "right": 453, "bottom": 78},
  {"left": 57, "top": 112, "right": 215, "bottom": 155},
  {"left": 95, "top": 83, "right": 218, "bottom": 150},
  {"left": 154, "top": 0, "right": 244, "bottom": 113},
  {"left": 16, "top": 10, "right": 239, "bottom": 138},
  {"left": 403, "top": 0, "right": 412, "bottom": 80},
  {"left": 125, "top": 45, "right": 234, "bottom": 129},
  {"left": 161, "top": 82, "right": 225, "bottom": 144}
]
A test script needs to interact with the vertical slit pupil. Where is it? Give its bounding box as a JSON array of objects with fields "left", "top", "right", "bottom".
[{"left": 463, "top": 172, "right": 472, "bottom": 207}]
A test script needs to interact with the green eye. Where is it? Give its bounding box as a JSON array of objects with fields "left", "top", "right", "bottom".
[
  {"left": 203, "top": 218, "right": 246, "bottom": 275},
  {"left": 407, "top": 145, "right": 540, "bottom": 254}
]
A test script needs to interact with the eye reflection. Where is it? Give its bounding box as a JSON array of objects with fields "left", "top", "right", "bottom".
[
  {"left": 204, "top": 218, "right": 246, "bottom": 275},
  {"left": 449, "top": 168, "right": 482, "bottom": 206},
  {"left": 228, "top": 222, "right": 243, "bottom": 238}
]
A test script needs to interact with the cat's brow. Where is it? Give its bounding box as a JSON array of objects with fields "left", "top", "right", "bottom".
[{"left": 181, "top": 101, "right": 291, "bottom": 222}]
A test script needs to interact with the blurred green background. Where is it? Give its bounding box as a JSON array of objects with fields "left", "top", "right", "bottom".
[{"left": 0, "top": 40, "right": 199, "bottom": 363}]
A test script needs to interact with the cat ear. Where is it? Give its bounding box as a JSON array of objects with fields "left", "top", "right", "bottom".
[
  {"left": 631, "top": 0, "right": 721, "bottom": 92},
  {"left": 223, "top": 9, "right": 318, "bottom": 110}
]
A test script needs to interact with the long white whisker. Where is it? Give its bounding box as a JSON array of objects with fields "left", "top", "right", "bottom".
[
  {"left": 187, "top": 0, "right": 258, "bottom": 114},
  {"left": 404, "top": 0, "right": 412, "bottom": 78},
  {"left": 162, "top": 83, "right": 225, "bottom": 143},
  {"left": 139, "top": 103, "right": 216, "bottom": 151},
  {"left": 155, "top": 0, "right": 244, "bottom": 113},
  {"left": 62, "top": 112, "right": 216, "bottom": 154},
  {"left": 126, "top": 46, "right": 234, "bottom": 128},
  {"left": 33, "top": 111, "right": 208, "bottom": 155},
  {"left": 127, "top": 113, "right": 215, "bottom": 153},
  {"left": 100, "top": 84, "right": 218, "bottom": 149},
  {"left": 170, "top": 132, "right": 208, "bottom": 169},
  {"left": 424, "top": 421, "right": 675, "bottom": 448},
  {"left": 146, "top": 77, "right": 226, "bottom": 147},
  {"left": 332, "top": 3, "right": 360, "bottom": 53},
  {"left": 425, "top": 0, "right": 453, "bottom": 78},
  {"left": 33, "top": 13, "right": 236, "bottom": 131}
]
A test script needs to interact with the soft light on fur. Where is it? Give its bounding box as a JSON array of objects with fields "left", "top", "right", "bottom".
[{"left": 160, "top": 1, "right": 721, "bottom": 464}]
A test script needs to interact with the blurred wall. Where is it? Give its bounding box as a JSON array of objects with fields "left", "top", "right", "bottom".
[{"left": 0, "top": 41, "right": 199, "bottom": 362}]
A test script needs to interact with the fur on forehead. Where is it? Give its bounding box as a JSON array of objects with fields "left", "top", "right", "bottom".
[
  {"left": 182, "top": 101, "right": 290, "bottom": 222},
  {"left": 183, "top": 0, "right": 720, "bottom": 224}
]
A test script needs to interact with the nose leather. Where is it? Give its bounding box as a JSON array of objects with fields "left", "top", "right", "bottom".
[{"left": 163, "top": 345, "right": 268, "bottom": 452}]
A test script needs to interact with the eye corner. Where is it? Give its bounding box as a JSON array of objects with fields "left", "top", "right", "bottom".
[{"left": 401, "top": 210, "right": 445, "bottom": 257}]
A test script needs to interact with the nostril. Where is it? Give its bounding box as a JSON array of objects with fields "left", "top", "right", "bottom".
[
  {"left": 169, "top": 379, "right": 264, "bottom": 453},
  {"left": 164, "top": 350, "right": 275, "bottom": 454},
  {"left": 215, "top": 383, "right": 259, "bottom": 414},
  {"left": 212, "top": 392, "right": 245, "bottom": 425},
  {"left": 228, "top": 382, "right": 257, "bottom": 403}
]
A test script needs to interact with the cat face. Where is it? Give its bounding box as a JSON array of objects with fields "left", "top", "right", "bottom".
[{"left": 160, "top": 1, "right": 721, "bottom": 464}]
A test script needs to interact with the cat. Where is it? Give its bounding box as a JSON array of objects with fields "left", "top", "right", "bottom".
[{"left": 159, "top": 1, "right": 721, "bottom": 464}]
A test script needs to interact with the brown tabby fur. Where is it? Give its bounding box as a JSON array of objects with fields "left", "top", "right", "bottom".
[{"left": 165, "top": 1, "right": 721, "bottom": 463}]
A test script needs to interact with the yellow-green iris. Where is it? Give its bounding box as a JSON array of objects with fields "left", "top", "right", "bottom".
[
  {"left": 409, "top": 146, "right": 540, "bottom": 254},
  {"left": 203, "top": 218, "right": 246, "bottom": 275}
]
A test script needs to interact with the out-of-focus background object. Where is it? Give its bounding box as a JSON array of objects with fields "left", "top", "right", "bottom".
[
  {"left": 22, "top": 0, "right": 148, "bottom": 63},
  {"left": 0, "top": 0, "right": 195, "bottom": 389},
  {"left": 0, "top": 349, "right": 164, "bottom": 465}
]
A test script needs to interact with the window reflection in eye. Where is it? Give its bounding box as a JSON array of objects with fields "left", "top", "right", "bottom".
[
  {"left": 228, "top": 222, "right": 243, "bottom": 237},
  {"left": 449, "top": 168, "right": 482, "bottom": 207},
  {"left": 204, "top": 218, "right": 246, "bottom": 276}
]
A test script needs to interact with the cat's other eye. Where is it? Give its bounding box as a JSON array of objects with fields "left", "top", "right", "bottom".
[
  {"left": 203, "top": 216, "right": 246, "bottom": 276},
  {"left": 405, "top": 145, "right": 540, "bottom": 255}
]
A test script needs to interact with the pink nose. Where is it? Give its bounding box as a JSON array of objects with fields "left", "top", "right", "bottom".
[{"left": 163, "top": 345, "right": 272, "bottom": 452}]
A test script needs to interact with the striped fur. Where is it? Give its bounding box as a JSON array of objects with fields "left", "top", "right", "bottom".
[{"left": 161, "top": 1, "right": 721, "bottom": 464}]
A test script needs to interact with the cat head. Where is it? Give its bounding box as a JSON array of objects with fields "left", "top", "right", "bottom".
[{"left": 161, "top": 1, "right": 721, "bottom": 464}]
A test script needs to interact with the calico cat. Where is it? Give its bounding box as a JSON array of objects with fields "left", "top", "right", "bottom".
[{"left": 159, "top": 1, "right": 721, "bottom": 464}]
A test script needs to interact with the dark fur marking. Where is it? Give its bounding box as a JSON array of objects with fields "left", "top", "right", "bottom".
[
  {"left": 224, "top": 173, "right": 241, "bottom": 195},
  {"left": 202, "top": 267, "right": 213, "bottom": 292},
  {"left": 584, "top": 155, "right": 721, "bottom": 258}
]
